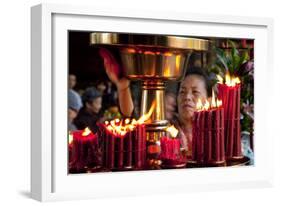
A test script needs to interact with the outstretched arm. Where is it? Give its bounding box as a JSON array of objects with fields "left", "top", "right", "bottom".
[{"left": 99, "top": 48, "right": 134, "bottom": 117}]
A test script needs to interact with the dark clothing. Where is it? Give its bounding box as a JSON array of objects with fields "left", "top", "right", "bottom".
[
  {"left": 74, "top": 107, "right": 102, "bottom": 133},
  {"left": 68, "top": 121, "right": 78, "bottom": 131}
]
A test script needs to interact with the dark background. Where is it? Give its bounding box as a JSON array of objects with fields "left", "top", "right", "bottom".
[{"left": 68, "top": 31, "right": 109, "bottom": 90}]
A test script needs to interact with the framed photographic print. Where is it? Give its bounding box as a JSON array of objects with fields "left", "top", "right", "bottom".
[{"left": 31, "top": 3, "right": 274, "bottom": 201}]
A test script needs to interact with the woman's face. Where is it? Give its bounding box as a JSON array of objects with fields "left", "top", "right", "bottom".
[{"left": 177, "top": 75, "right": 208, "bottom": 122}]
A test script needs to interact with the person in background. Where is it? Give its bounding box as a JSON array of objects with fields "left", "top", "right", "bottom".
[
  {"left": 68, "top": 74, "right": 83, "bottom": 131},
  {"left": 165, "top": 92, "right": 177, "bottom": 121},
  {"left": 68, "top": 90, "right": 83, "bottom": 131},
  {"left": 69, "top": 74, "right": 79, "bottom": 90},
  {"left": 95, "top": 80, "right": 118, "bottom": 114},
  {"left": 164, "top": 82, "right": 179, "bottom": 121},
  {"left": 74, "top": 87, "right": 103, "bottom": 133},
  {"left": 95, "top": 80, "right": 107, "bottom": 94}
]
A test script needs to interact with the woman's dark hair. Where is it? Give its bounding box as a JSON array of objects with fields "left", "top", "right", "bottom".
[{"left": 183, "top": 66, "right": 212, "bottom": 97}]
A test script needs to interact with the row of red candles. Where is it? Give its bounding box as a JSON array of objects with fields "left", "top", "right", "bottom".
[
  {"left": 69, "top": 125, "right": 184, "bottom": 171},
  {"left": 69, "top": 122, "right": 147, "bottom": 172},
  {"left": 69, "top": 78, "right": 243, "bottom": 170},
  {"left": 192, "top": 107, "right": 225, "bottom": 164},
  {"left": 218, "top": 83, "right": 242, "bottom": 159},
  {"left": 101, "top": 123, "right": 146, "bottom": 170}
]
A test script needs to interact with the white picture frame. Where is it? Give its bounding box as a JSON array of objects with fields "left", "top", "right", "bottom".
[{"left": 31, "top": 3, "right": 274, "bottom": 202}]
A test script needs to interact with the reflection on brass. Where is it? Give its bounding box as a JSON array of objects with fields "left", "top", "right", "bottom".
[
  {"left": 120, "top": 48, "right": 188, "bottom": 81},
  {"left": 90, "top": 33, "right": 209, "bottom": 51},
  {"left": 90, "top": 32, "right": 209, "bottom": 166},
  {"left": 141, "top": 81, "right": 167, "bottom": 126}
]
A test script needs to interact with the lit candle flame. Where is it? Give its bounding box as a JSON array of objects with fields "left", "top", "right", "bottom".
[
  {"left": 68, "top": 132, "right": 73, "bottom": 145},
  {"left": 196, "top": 99, "right": 203, "bottom": 110},
  {"left": 103, "top": 101, "right": 156, "bottom": 136},
  {"left": 136, "top": 100, "right": 156, "bottom": 124},
  {"left": 82, "top": 127, "right": 92, "bottom": 136},
  {"left": 217, "top": 74, "right": 224, "bottom": 84},
  {"left": 217, "top": 72, "right": 240, "bottom": 87},
  {"left": 105, "top": 101, "right": 156, "bottom": 136},
  {"left": 165, "top": 125, "right": 179, "bottom": 138},
  {"left": 216, "top": 99, "right": 222, "bottom": 107},
  {"left": 196, "top": 91, "right": 222, "bottom": 111},
  {"left": 125, "top": 118, "right": 130, "bottom": 125},
  {"left": 211, "top": 90, "right": 216, "bottom": 108}
]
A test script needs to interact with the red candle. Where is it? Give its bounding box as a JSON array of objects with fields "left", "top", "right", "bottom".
[
  {"left": 192, "top": 112, "right": 199, "bottom": 161},
  {"left": 124, "top": 131, "right": 132, "bottom": 168},
  {"left": 160, "top": 137, "right": 181, "bottom": 160},
  {"left": 220, "top": 107, "right": 225, "bottom": 162},
  {"left": 213, "top": 109, "right": 218, "bottom": 161},
  {"left": 105, "top": 129, "right": 115, "bottom": 169},
  {"left": 69, "top": 128, "right": 99, "bottom": 172},
  {"left": 103, "top": 119, "right": 146, "bottom": 170},
  {"left": 207, "top": 109, "right": 213, "bottom": 162},
  {"left": 191, "top": 97, "right": 225, "bottom": 166},
  {"left": 228, "top": 87, "right": 236, "bottom": 157},
  {"left": 134, "top": 124, "right": 146, "bottom": 169},
  {"left": 234, "top": 84, "right": 242, "bottom": 157},
  {"left": 198, "top": 111, "right": 205, "bottom": 163},
  {"left": 68, "top": 132, "right": 74, "bottom": 164},
  {"left": 217, "top": 74, "right": 242, "bottom": 160},
  {"left": 160, "top": 124, "right": 187, "bottom": 167},
  {"left": 115, "top": 135, "right": 124, "bottom": 169}
]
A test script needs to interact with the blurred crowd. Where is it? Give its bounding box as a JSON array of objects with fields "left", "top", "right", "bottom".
[
  {"left": 68, "top": 73, "right": 178, "bottom": 134},
  {"left": 68, "top": 74, "right": 123, "bottom": 133}
]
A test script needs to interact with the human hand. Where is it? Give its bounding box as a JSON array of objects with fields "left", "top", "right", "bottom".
[{"left": 99, "top": 48, "right": 130, "bottom": 90}]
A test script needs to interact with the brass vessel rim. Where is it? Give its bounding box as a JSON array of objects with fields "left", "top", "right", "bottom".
[{"left": 90, "top": 33, "right": 209, "bottom": 51}]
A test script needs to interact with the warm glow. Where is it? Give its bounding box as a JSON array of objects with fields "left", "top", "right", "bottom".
[
  {"left": 136, "top": 100, "right": 156, "bottom": 124},
  {"left": 203, "top": 101, "right": 210, "bottom": 110},
  {"left": 216, "top": 99, "right": 223, "bottom": 107},
  {"left": 217, "top": 74, "right": 224, "bottom": 84},
  {"left": 196, "top": 91, "right": 222, "bottom": 111},
  {"left": 217, "top": 72, "right": 240, "bottom": 87},
  {"left": 82, "top": 127, "right": 91, "bottom": 136},
  {"left": 110, "top": 120, "right": 115, "bottom": 126},
  {"left": 131, "top": 118, "right": 137, "bottom": 125},
  {"left": 165, "top": 125, "right": 179, "bottom": 138},
  {"left": 68, "top": 132, "right": 73, "bottom": 145},
  {"left": 163, "top": 65, "right": 171, "bottom": 77},
  {"left": 144, "top": 51, "right": 155, "bottom": 55},
  {"left": 125, "top": 118, "right": 130, "bottom": 125},
  {"left": 127, "top": 48, "right": 136, "bottom": 53},
  {"left": 104, "top": 101, "right": 156, "bottom": 136},
  {"left": 164, "top": 52, "right": 172, "bottom": 57},
  {"left": 211, "top": 90, "right": 216, "bottom": 108},
  {"left": 175, "top": 55, "right": 181, "bottom": 73},
  {"left": 196, "top": 99, "right": 204, "bottom": 110}
]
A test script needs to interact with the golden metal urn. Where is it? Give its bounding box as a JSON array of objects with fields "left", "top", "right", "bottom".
[{"left": 90, "top": 32, "right": 209, "bottom": 167}]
